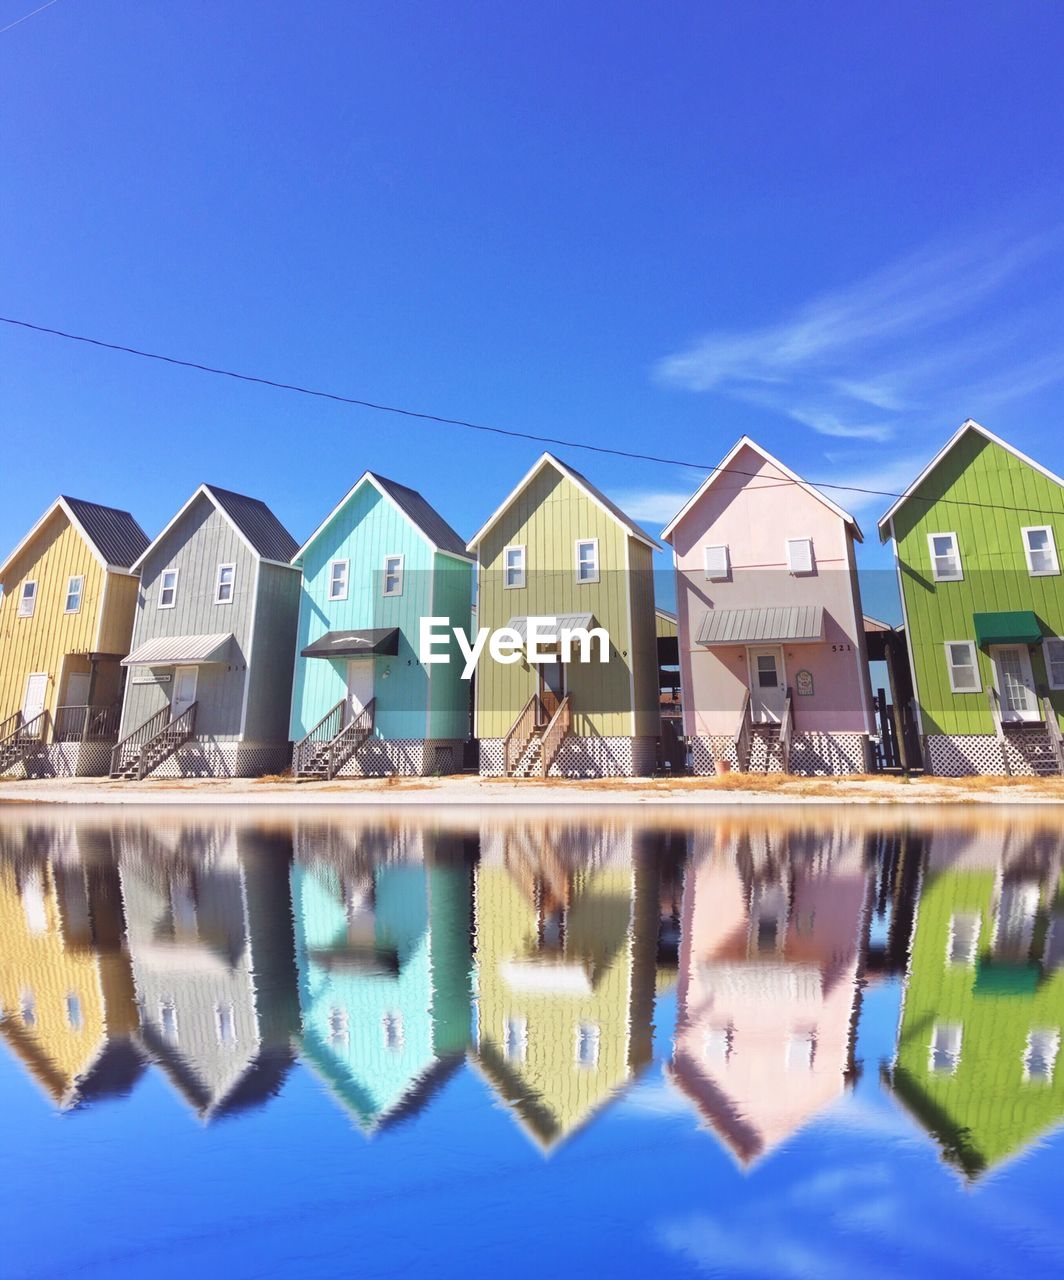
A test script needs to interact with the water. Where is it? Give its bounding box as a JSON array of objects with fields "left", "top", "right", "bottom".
[{"left": 2, "top": 806, "right": 1063, "bottom": 1278}]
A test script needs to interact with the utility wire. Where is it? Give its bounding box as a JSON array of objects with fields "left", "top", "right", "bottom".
[
  {"left": 0, "top": 0, "right": 64, "bottom": 36},
  {"left": 2, "top": 314, "right": 1061, "bottom": 520}
]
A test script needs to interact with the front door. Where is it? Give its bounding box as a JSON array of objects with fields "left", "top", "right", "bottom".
[
  {"left": 992, "top": 645, "right": 1038, "bottom": 723},
  {"left": 65, "top": 672, "right": 91, "bottom": 708},
  {"left": 538, "top": 658, "right": 566, "bottom": 722},
  {"left": 22, "top": 673, "right": 48, "bottom": 724},
  {"left": 171, "top": 666, "right": 198, "bottom": 720},
  {"left": 346, "top": 660, "right": 374, "bottom": 723},
  {"left": 748, "top": 647, "right": 786, "bottom": 723}
]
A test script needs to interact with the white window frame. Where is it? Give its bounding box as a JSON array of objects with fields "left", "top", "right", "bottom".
[
  {"left": 328, "top": 1007, "right": 349, "bottom": 1047},
  {"left": 786, "top": 537, "right": 814, "bottom": 575},
  {"left": 159, "top": 999, "right": 179, "bottom": 1043},
  {"left": 574, "top": 538, "right": 600, "bottom": 585},
  {"left": 503, "top": 544, "right": 526, "bottom": 590},
  {"left": 157, "top": 568, "right": 179, "bottom": 610},
  {"left": 382, "top": 553, "right": 405, "bottom": 598},
  {"left": 215, "top": 1001, "right": 236, "bottom": 1045},
  {"left": 17, "top": 580, "right": 37, "bottom": 618},
  {"left": 785, "top": 1030, "right": 817, "bottom": 1071},
  {"left": 328, "top": 559, "right": 349, "bottom": 602},
  {"left": 575, "top": 1021, "right": 600, "bottom": 1069},
  {"left": 945, "top": 641, "right": 981, "bottom": 694},
  {"left": 64, "top": 575, "right": 84, "bottom": 614},
  {"left": 66, "top": 994, "right": 83, "bottom": 1031},
  {"left": 1022, "top": 525, "right": 1060, "bottom": 577},
  {"left": 929, "top": 1023, "right": 962, "bottom": 1075},
  {"left": 214, "top": 562, "right": 236, "bottom": 605},
  {"left": 1044, "top": 638, "right": 1064, "bottom": 691},
  {"left": 704, "top": 1024, "right": 733, "bottom": 1065},
  {"left": 1023, "top": 1029, "right": 1060, "bottom": 1083},
  {"left": 704, "top": 544, "right": 730, "bottom": 581},
  {"left": 946, "top": 913, "right": 980, "bottom": 966},
  {"left": 503, "top": 1015, "right": 528, "bottom": 1064},
  {"left": 928, "top": 531, "right": 963, "bottom": 582},
  {"left": 381, "top": 1010, "right": 404, "bottom": 1051}
]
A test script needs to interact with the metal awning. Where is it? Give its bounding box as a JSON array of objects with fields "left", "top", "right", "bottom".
[
  {"left": 122, "top": 633, "right": 233, "bottom": 666},
  {"left": 504, "top": 613, "right": 596, "bottom": 643},
  {"left": 301, "top": 628, "right": 399, "bottom": 659},
  {"left": 973, "top": 611, "right": 1042, "bottom": 647},
  {"left": 697, "top": 605, "right": 824, "bottom": 646}
]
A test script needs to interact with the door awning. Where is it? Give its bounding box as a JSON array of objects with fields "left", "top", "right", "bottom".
[
  {"left": 697, "top": 605, "right": 824, "bottom": 646},
  {"left": 504, "top": 614, "right": 596, "bottom": 643},
  {"left": 122, "top": 633, "right": 233, "bottom": 666},
  {"left": 301, "top": 628, "right": 399, "bottom": 659},
  {"left": 973, "top": 611, "right": 1042, "bottom": 646}
]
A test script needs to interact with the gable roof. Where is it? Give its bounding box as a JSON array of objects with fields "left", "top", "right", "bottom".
[
  {"left": 660, "top": 436, "right": 863, "bottom": 544},
  {"left": 292, "top": 472, "right": 473, "bottom": 565},
  {"left": 131, "top": 484, "right": 299, "bottom": 571},
  {"left": 466, "top": 452, "right": 660, "bottom": 552},
  {"left": 0, "top": 495, "right": 149, "bottom": 584},
  {"left": 877, "top": 418, "right": 1064, "bottom": 541}
]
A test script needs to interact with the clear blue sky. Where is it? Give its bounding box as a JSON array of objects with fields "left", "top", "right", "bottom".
[{"left": 4, "top": 2, "right": 1064, "bottom": 616}]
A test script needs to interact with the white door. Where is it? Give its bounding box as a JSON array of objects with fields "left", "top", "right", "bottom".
[
  {"left": 992, "top": 645, "right": 1038, "bottom": 723},
  {"left": 346, "top": 661, "right": 374, "bottom": 723},
  {"left": 22, "top": 673, "right": 48, "bottom": 724},
  {"left": 171, "top": 666, "right": 198, "bottom": 719},
  {"left": 748, "top": 647, "right": 786, "bottom": 723}
]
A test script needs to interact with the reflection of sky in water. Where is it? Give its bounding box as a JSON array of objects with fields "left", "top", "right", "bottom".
[{"left": 1, "top": 812, "right": 1063, "bottom": 1279}]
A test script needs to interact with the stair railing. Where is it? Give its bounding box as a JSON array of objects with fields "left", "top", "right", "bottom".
[
  {"left": 733, "top": 689, "right": 752, "bottom": 772},
  {"left": 54, "top": 704, "right": 122, "bottom": 743},
  {"left": 293, "top": 698, "right": 345, "bottom": 777},
  {"left": 135, "top": 701, "right": 198, "bottom": 780},
  {"left": 987, "top": 687, "right": 1011, "bottom": 776},
  {"left": 110, "top": 705, "right": 170, "bottom": 777},
  {"left": 1043, "top": 693, "right": 1064, "bottom": 775},
  {"left": 326, "top": 698, "right": 375, "bottom": 779},
  {"left": 779, "top": 687, "right": 794, "bottom": 774},
  {"left": 0, "top": 710, "right": 50, "bottom": 774},
  {"left": 539, "top": 695, "right": 573, "bottom": 777},
  {"left": 505, "top": 693, "right": 542, "bottom": 777},
  {"left": 0, "top": 711, "right": 22, "bottom": 743}
]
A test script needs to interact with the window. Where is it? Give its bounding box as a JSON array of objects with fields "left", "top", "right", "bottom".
[
  {"left": 575, "top": 1022, "right": 600, "bottom": 1068},
  {"left": 382, "top": 1011, "right": 404, "bottom": 1051},
  {"left": 503, "top": 544, "right": 526, "bottom": 589},
  {"left": 929, "top": 1023, "right": 962, "bottom": 1074},
  {"left": 328, "top": 559, "right": 349, "bottom": 601},
  {"left": 66, "top": 994, "right": 83, "bottom": 1031},
  {"left": 947, "top": 914, "right": 980, "bottom": 966},
  {"left": 64, "top": 576, "right": 84, "bottom": 614},
  {"left": 158, "top": 569, "right": 179, "bottom": 609},
  {"left": 786, "top": 1031, "right": 816, "bottom": 1071},
  {"left": 214, "top": 563, "right": 235, "bottom": 604},
  {"left": 704, "top": 544, "right": 730, "bottom": 581},
  {"left": 945, "top": 641, "right": 981, "bottom": 693},
  {"left": 382, "top": 554, "right": 404, "bottom": 597},
  {"left": 17, "top": 581, "right": 36, "bottom": 617},
  {"left": 20, "top": 991, "right": 36, "bottom": 1028},
  {"left": 786, "top": 537, "right": 814, "bottom": 575},
  {"left": 705, "top": 1025, "right": 733, "bottom": 1065},
  {"left": 160, "top": 999, "right": 179, "bottom": 1044},
  {"left": 504, "top": 1016, "right": 527, "bottom": 1064},
  {"left": 1024, "top": 1030, "right": 1060, "bottom": 1083},
  {"left": 328, "top": 1007, "right": 349, "bottom": 1047},
  {"left": 575, "top": 538, "right": 599, "bottom": 584},
  {"left": 216, "top": 1003, "right": 236, "bottom": 1046},
  {"left": 1022, "top": 526, "right": 1059, "bottom": 576},
  {"left": 1044, "top": 639, "right": 1064, "bottom": 691},
  {"left": 928, "top": 532, "right": 962, "bottom": 582}
]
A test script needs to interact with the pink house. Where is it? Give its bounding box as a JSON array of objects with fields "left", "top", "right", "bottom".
[{"left": 661, "top": 437, "right": 875, "bottom": 774}]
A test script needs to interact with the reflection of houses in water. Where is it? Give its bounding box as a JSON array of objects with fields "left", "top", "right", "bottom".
[
  {"left": 886, "top": 825, "right": 1064, "bottom": 1179},
  {"left": 118, "top": 824, "right": 298, "bottom": 1122},
  {"left": 472, "top": 822, "right": 660, "bottom": 1151},
  {"left": 291, "top": 826, "right": 473, "bottom": 1133},
  {"left": 668, "top": 824, "right": 872, "bottom": 1165},
  {"left": 0, "top": 828, "right": 143, "bottom": 1109}
]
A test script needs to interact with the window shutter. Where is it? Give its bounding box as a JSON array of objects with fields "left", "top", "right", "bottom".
[
  {"left": 786, "top": 538, "right": 814, "bottom": 575},
  {"left": 704, "top": 544, "right": 729, "bottom": 580}
]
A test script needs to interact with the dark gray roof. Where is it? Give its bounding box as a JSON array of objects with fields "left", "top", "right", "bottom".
[
  {"left": 204, "top": 484, "right": 300, "bottom": 562},
  {"left": 62, "top": 496, "right": 150, "bottom": 569},
  {"left": 370, "top": 473, "right": 471, "bottom": 558}
]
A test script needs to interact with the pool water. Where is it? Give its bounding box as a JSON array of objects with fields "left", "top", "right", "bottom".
[{"left": 2, "top": 807, "right": 1063, "bottom": 1278}]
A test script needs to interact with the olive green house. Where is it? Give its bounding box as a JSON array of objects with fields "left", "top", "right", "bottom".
[
  {"left": 878, "top": 420, "right": 1064, "bottom": 776},
  {"left": 468, "top": 453, "right": 660, "bottom": 776}
]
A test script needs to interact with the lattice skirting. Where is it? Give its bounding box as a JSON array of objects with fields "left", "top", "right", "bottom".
[
  {"left": 143, "top": 739, "right": 292, "bottom": 779},
  {"left": 4, "top": 741, "right": 117, "bottom": 780},
  {"left": 478, "top": 736, "right": 656, "bottom": 778},
  {"left": 334, "top": 738, "right": 465, "bottom": 777},
  {"left": 924, "top": 734, "right": 1017, "bottom": 777},
  {"left": 478, "top": 739, "right": 507, "bottom": 776},
  {"left": 689, "top": 733, "right": 870, "bottom": 776}
]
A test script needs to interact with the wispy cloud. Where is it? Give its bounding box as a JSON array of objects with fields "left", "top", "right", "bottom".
[{"left": 612, "top": 488, "right": 698, "bottom": 526}]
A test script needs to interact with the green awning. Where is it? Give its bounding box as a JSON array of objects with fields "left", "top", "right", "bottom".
[
  {"left": 973, "top": 611, "right": 1042, "bottom": 647},
  {"left": 973, "top": 959, "right": 1041, "bottom": 995}
]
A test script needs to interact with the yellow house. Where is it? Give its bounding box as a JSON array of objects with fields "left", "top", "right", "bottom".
[
  {"left": 0, "top": 496, "right": 148, "bottom": 776},
  {"left": 0, "top": 850, "right": 142, "bottom": 1109}
]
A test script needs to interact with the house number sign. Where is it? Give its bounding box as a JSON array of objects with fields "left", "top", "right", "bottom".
[{"left": 795, "top": 669, "right": 814, "bottom": 696}]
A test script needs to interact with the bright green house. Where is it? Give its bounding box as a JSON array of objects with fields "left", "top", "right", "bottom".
[
  {"left": 886, "top": 843, "right": 1064, "bottom": 1179},
  {"left": 878, "top": 420, "right": 1064, "bottom": 775}
]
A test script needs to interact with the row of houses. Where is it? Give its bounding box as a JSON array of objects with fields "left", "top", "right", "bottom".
[
  {"left": 3, "top": 815, "right": 1061, "bottom": 1176},
  {"left": 1, "top": 419, "right": 1061, "bottom": 777}
]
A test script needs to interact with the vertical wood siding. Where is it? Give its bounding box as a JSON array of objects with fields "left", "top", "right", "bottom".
[{"left": 242, "top": 562, "right": 301, "bottom": 743}]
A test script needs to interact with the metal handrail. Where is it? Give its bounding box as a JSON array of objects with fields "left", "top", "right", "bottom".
[
  {"left": 505, "top": 693, "right": 542, "bottom": 777},
  {"left": 110, "top": 705, "right": 171, "bottom": 776},
  {"left": 293, "top": 698, "right": 345, "bottom": 776},
  {"left": 1043, "top": 694, "right": 1064, "bottom": 775},
  {"left": 54, "top": 704, "right": 121, "bottom": 743},
  {"left": 732, "top": 689, "right": 752, "bottom": 771},
  {"left": 0, "top": 710, "right": 48, "bottom": 774},
  {"left": 539, "top": 694, "right": 572, "bottom": 777},
  {"left": 326, "top": 698, "right": 375, "bottom": 779},
  {"left": 135, "top": 701, "right": 198, "bottom": 780},
  {"left": 779, "top": 687, "right": 794, "bottom": 774}
]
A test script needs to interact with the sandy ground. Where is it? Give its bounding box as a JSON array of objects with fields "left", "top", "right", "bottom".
[{"left": 1, "top": 772, "right": 1063, "bottom": 806}]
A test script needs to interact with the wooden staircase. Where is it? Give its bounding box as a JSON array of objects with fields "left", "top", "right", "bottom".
[
  {"left": 1002, "top": 722, "right": 1062, "bottom": 776},
  {"left": 110, "top": 703, "right": 198, "bottom": 780},
  {"left": 293, "top": 699, "right": 376, "bottom": 780},
  {"left": 732, "top": 689, "right": 793, "bottom": 774},
  {"left": 503, "top": 693, "right": 573, "bottom": 778},
  {"left": 0, "top": 711, "right": 50, "bottom": 777}
]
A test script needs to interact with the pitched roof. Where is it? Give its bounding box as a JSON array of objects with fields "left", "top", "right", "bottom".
[
  {"left": 466, "top": 452, "right": 660, "bottom": 552},
  {"left": 293, "top": 472, "right": 473, "bottom": 564},
  {"left": 0, "top": 495, "right": 149, "bottom": 584},
  {"left": 131, "top": 484, "right": 299, "bottom": 571},
  {"left": 660, "top": 436, "right": 863, "bottom": 544},
  {"left": 877, "top": 419, "right": 1064, "bottom": 541}
]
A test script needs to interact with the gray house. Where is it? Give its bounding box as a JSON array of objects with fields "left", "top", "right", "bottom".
[{"left": 113, "top": 484, "right": 300, "bottom": 779}]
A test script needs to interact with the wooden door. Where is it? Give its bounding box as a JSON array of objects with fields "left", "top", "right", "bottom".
[{"left": 538, "top": 659, "right": 565, "bottom": 723}]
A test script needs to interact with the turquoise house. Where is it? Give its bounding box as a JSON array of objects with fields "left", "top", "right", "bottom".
[
  {"left": 291, "top": 852, "right": 473, "bottom": 1133},
  {"left": 289, "top": 473, "right": 474, "bottom": 777}
]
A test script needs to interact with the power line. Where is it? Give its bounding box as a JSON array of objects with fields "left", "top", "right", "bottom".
[
  {"left": 0, "top": 0, "right": 64, "bottom": 37},
  {"left": 2, "top": 314, "right": 1061, "bottom": 521}
]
